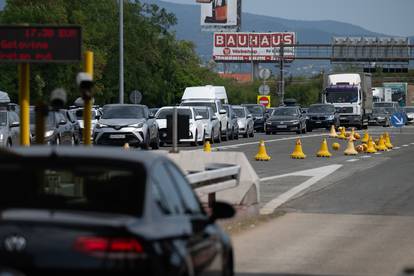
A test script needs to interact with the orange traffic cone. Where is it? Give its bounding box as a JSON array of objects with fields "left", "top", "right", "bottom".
[
  {"left": 376, "top": 135, "right": 388, "bottom": 151},
  {"left": 344, "top": 137, "right": 358, "bottom": 155},
  {"left": 384, "top": 132, "right": 393, "bottom": 149},
  {"left": 337, "top": 127, "right": 347, "bottom": 140},
  {"left": 366, "top": 136, "right": 377, "bottom": 154},
  {"left": 255, "top": 140, "right": 271, "bottom": 161},
  {"left": 329, "top": 125, "right": 338, "bottom": 138},
  {"left": 317, "top": 138, "right": 332, "bottom": 157},
  {"left": 361, "top": 131, "right": 369, "bottom": 143},
  {"left": 291, "top": 139, "right": 306, "bottom": 159},
  {"left": 203, "top": 140, "right": 211, "bottom": 152},
  {"left": 123, "top": 143, "right": 130, "bottom": 150}
]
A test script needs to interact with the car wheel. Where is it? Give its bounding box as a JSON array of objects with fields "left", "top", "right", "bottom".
[
  {"left": 302, "top": 124, "right": 307, "bottom": 134},
  {"left": 191, "top": 130, "right": 198, "bottom": 146},
  {"left": 198, "top": 131, "right": 206, "bottom": 146},
  {"left": 235, "top": 130, "right": 239, "bottom": 140},
  {"left": 222, "top": 126, "right": 229, "bottom": 141},
  {"left": 222, "top": 251, "right": 234, "bottom": 276},
  {"left": 307, "top": 126, "right": 313, "bottom": 132},
  {"left": 215, "top": 129, "right": 222, "bottom": 143},
  {"left": 151, "top": 132, "right": 160, "bottom": 150},
  {"left": 141, "top": 132, "right": 150, "bottom": 150}
]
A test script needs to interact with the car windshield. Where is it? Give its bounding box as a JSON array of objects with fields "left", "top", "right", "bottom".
[
  {"left": 29, "top": 112, "right": 55, "bottom": 126},
  {"left": 233, "top": 108, "right": 245, "bottom": 118},
  {"left": 181, "top": 102, "right": 217, "bottom": 113},
  {"left": 195, "top": 108, "right": 209, "bottom": 119},
  {"left": 308, "top": 105, "right": 335, "bottom": 113},
  {"left": 75, "top": 109, "right": 98, "bottom": 120},
  {"left": 325, "top": 87, "right": 359, "bottom": 103},
  {"left": 404, "top": 107, "right": 414, "bottom": 113},
  {"left": 156, "top": 108, "right": 193, "bottom": 119},
  {"left": 373, "top": 108, "right": 389, "bottom": 114},
  {"left": 0, "top": 112, "right": 6, "bottom": 126},
  {"left": 245, "top": 105, "right": 263, "bottom": 115},
  {"left": 102, "top": 106, "right": 145, "bottom": 119},
  {"left": 272, "top": 108, "right": 298, "bottom": 116},
  {"left": 0, "top": 161, "right": 145, "bottom": 216}
]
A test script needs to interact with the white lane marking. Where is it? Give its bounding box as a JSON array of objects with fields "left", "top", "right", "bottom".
[
  {"left": 394, "top": 147, "right": 401, "bottom": 149},
  {"left": 215, "top": 133, "right": 327, "bottom": 150},
  {"left": 360, "top": 155, "right": 372, "bottom": 159},
  {"left": 374, "top": 152, "right": 382, "bottom": 155},
  {"left": 411, "top": 143, "right": 414, "bottom": 145},
  {"left": 346, "top": 159, "right": 359, "bottom": 162},
  {"left": 260, "top": 165, "right": 342, "bottom": 215},
  {"left": 402, "top": 144, "right": 409, "bottom": 147}
]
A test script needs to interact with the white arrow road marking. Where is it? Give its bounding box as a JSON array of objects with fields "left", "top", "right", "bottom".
[
  {"left": 260, "top": 164, "right": 342, "bottom": 215},
  {"left": 392, "top": 115, "right": 404, "bottom": 125}
]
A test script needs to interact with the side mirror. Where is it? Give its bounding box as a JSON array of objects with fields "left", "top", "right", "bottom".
[
  {"left": 211, "top": 115, "right": 218, "bottom": 120},
  {"left": 59, "top": 119, "right": 67, "bottom": 125},
  {"left": 209, "top": 201, "right": 235, "bottom": 222},
  {"left": 195, "top": 115, "right": 203, "bottom": 120},
  {"left": 219, "top": 109, "right": 227, "bottom": 115},
  {"left": 247, "top": 114, "right": 253, "bottom": 119},
  {"left": 10, "top": 121, "right": 19, "bottom": 128}
]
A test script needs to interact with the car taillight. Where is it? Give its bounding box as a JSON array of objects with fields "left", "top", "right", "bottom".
[{"left": 75, "top": 237, "right": 144, "bottom": 255}]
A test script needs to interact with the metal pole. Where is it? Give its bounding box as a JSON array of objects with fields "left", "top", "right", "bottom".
[
  {"left": 83, "top": 51, "right": 94, "bottom": 146},
  {"left": 279, "top": 43, "right": 285, "bottom": 104},
  {"left": 251, "top": 46, "right": 254, "bottom": 82},
  {"left": 19, "top": 63, "right": 30, "bottom": 146},
  {"left": 119, "top": 0, "right": 124, "bottom": 104},
  {"left": 171, "top": 107, "right": 179, "bottom": 153},
  {"left": 35, "top": 101, "right": 46, "bottom": 145}
]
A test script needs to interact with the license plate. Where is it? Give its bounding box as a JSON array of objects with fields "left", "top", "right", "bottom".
[
  {"left": 110, "top": 134, "right": 126, "bottom": 139},
  {"left": 278, "top": 125, "right": 287, "bottom": 128}
]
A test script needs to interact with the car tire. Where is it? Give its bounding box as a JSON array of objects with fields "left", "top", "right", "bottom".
[
  {"left": 302, "top": 124, "right": 307, "bottom": 134},
  {"left": 307, "top": 126, "right": 313, "bottom": 132},
  {"left": 198, "top": 131, "right": 206, "bottom": 146},
  {"left": 151, "top": 132, "right": 160, "bottom": 150},
  {"left": 222, "top": 126, "right": 229, "bottom": 141},
  {"left": 235, "top": 131, "right": 239, "bottom": 140},
  {"left": 215, "top": 129, "right": 222, "bottom": 143},
  {"left": 141, "top": 132, "right": 150, "bottom": 150}
]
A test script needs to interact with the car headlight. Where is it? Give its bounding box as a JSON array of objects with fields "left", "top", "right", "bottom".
[
  {"left": 129, "top": 123, "right": 144, "bottom": 128},
  {"left": 45, "top": 130, "right": 54, "bottom": 138},
  {"left": 95, "top": 123, "right": 108, "bottom": 129},
  {"left": 327, "top": 115, "right": 335, "bottom": 120},
  {"left": 289, "top": 120, "right": 299, "bottom": 124},
  {"left": 377, "top": 116, "right": 385, "bottom": 120}
]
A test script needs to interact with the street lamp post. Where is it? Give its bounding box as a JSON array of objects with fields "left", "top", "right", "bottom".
[{"left": 119, "top": 0, "right": 124, "bottom": 104}]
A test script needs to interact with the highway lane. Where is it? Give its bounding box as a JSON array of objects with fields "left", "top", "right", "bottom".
[{"left": 231, "top": 127, "right": 414, "bottom": 276}]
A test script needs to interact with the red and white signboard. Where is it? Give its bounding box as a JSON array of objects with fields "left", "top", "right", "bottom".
[{"left": 213, "top": 32, "right": 296, "bottom": 63}]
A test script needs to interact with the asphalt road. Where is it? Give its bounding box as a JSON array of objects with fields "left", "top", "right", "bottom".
[{"left": 219, "top": 125, "right": 414, "bottom": 276}]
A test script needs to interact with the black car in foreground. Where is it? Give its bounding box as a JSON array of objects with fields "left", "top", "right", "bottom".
[
  {"left": 265, "top": 106, "right": 307, "bottom": 134},
  {"left": 0, "top": 147, "right": 234, "bottom": 276},
  {"left": 306, "top": 104, "right": 339, "bottom": 131}
]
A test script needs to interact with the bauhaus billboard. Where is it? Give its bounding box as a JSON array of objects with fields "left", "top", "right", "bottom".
[{"left": 213, "top": 32, "right": 296, "bottom": 63}]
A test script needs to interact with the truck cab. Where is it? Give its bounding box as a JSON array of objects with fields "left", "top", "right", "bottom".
[{"left": 323, "top": 73, "right": 372, "bottom": 129}]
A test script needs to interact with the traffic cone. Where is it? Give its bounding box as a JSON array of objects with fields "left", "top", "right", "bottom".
[
  {"left": 348, "top": 128, "right": 356, "bottom": 141},
  {"left": 316, "top": 138, "right": 332, "bottom": 157},
  {"left": 203, "top": 140, "right": 211, "bottom": 152},
  {"left": 366, "top": 136, "right": 377, "bottom": 153},
  {"left": 361, "top": 131, "right": 369, "bottom": 143},
  {"left": 376, "top": 135, "right": 388, "bottom": 151},
  {"left": 291, "top": 139, "right": 306, "bottom": 159},
  {"left": 329, "top": 125, "right": 338, "bottom": 138},
  {"left": 337, "top": 127, "right": 347, "bottom": 140},
  {"left": 255, "top": 140, "right": 271, "bottom": 161},
  {"left": 361, "top": 143, "right": 368, "bottom": 152},
  {"left": 344, "top": 137, "right": 358, "bottom": 155},
  {"left": 385, "top": 132, "right": 393, "bottom": 149},
  {"left": 123, "top": 143, "right": 130, "bottom": 150}
]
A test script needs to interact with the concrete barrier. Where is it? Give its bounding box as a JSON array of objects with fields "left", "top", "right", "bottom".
[{"left": 164, "top": 151, "right": 260, "bottom": 206}]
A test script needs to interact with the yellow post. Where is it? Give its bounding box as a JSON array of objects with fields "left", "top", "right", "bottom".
[
  {"left": 83, "top": 51, "right": 93, "bottom": 145},
  {"left": 19, "top": 63, "right": 30, "bottom": 146}
]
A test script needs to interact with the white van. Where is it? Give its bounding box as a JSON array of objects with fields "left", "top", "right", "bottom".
[{"left": 181, "top": 85, "right": 230, "bottom": 141}]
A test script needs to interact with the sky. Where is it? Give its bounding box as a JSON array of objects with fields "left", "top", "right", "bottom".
[{"left": 162, "top": 0, "right": 414, "bottom": 37}]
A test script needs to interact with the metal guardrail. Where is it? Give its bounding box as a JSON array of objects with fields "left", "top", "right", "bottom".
[{"left": 186, "top": 163, "right": 241, "bottom": 207}]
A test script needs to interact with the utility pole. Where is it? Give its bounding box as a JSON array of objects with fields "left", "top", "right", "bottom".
[
  {"left": 279, "top": 43, "right": 285, "bottom": 105},
  {"left": 119, "top": 0, "right": 124, "bottom": 104}
]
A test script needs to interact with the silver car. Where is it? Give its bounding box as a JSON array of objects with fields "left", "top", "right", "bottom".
[
  {"left": 0, "top": 109, "right": 20, "bottom": 147},
  {"left": 233, "top": 106, "right": 254, "bottom": 138},
  {"left": 93, "top": 104, "right": 159, "bottom": 150},
  {"left": 194, "top": 106, "right": 221, "bottom": 144}
]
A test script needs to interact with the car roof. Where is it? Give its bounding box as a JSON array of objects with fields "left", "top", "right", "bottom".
[
  {"left": 103, "top": 104, "right": 146, "bottom": 108},
  {"left": 1, "top": 146, "right": 166, "bottom": 167}
]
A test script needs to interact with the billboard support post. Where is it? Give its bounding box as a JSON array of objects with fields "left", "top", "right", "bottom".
[
  {"left": 279, "top": 43, "right": 285, "bottom": 104},
  {"left": 19, "top": 63, "right": 30, "bottom": 146}
]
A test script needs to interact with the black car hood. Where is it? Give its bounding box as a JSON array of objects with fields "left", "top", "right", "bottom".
[
  {"left": 269, "top": 116, "right": 298, "bottom": 121},
  {"left": 307, "top": 112, "right": 335, "bottom": 116}
]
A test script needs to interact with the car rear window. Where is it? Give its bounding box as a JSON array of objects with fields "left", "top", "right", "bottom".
[{"left": 0, "top": 160, "right": 146, "bottom": 217}]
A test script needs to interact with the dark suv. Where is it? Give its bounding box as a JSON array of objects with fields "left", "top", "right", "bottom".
[{"left": 242, "top": 104, "right": 268, "bottom": 132}]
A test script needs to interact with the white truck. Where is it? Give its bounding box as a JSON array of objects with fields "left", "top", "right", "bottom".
[
  {"left": 180, "top": 85, "right": 230, "bottom": 141},
  {"left": 323, "top": 73, "right": 372, "bottom": 129}
]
